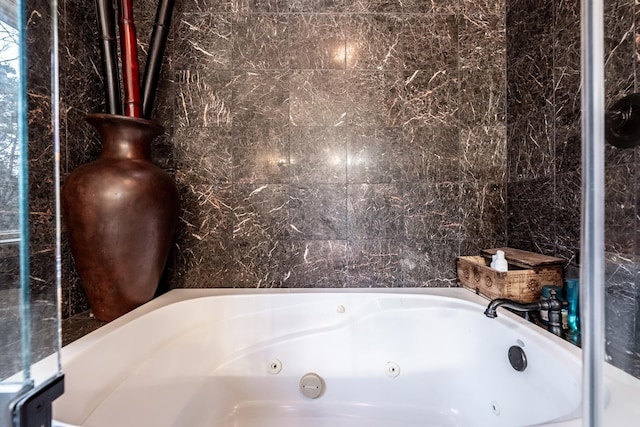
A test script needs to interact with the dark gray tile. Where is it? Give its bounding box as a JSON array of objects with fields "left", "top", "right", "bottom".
[
  {"left": 290, "top": 70, "right": 347, "bottom": 126},
  {"left": 174, "top": 126, "right": 233, "bottom": 184},
  {"left": 402, "top": 69, "right": 459, "bottom": 127},
  {"left": 461, "top": 125, "right": 506, "bottom": 183},
  {"left": 232, "top": 14, "right": 289, "bottom": 70},
  {"left": 288, "top": 240, "right": 348, "bottom": 287},
  {"left": 347, "top": 71, "right": 403, "bottom": 127},
  {"left": 404, "top": 182, "right": 461, "bottom": 241},
  {"left": 347, "top": 127, "right": 403, "bottom": 184},
  {"left": 347, "top": 239, "right": 402, "bottom": 287},
  {"left": 347, "top": 183, "right": 403, "bottom": 239},
  {"left": 459, "top": 15, "right": 506, "bottom": 125},
  {"left": 462, "top": 0, "right": 504, "bottom": 17},
  {"left": 402, "top": 125, "right": 461, "bottom": 183},
  {"left": 461, "top": 181, "right": 506, "bottom": 244},
  {"left": 555, "top": 171, "right": 581, "bottom": 250},
  {"left": 346, "top": 14, "right": 403, "bottom": 70},
  {"left": 506, "top": 178, "right": 555, "bottom": 247},
  {"left": 506, "top": 116, "right": 554, "bottom": 180},
  {"left": 174, "top": 70, "right": 233, "bottom": 128},
  {"left": 290, "top": 126, "right": 347, "bottom": 184},
  {"left": 174, "top": 13, "right": 232, "bottom": 71},
  {"left": 290, "top": 0, "right": 346, "bottom": 12},
  {"left": 289, "top": 184, "right": 347, "bottom": 239},
  {"left": 230, "top": 239, "right": 293, "bottom": 287},
  {"left": 237, "top": 0, "right": 289, "bottom": 13},
  {"left": 401, "top": 14, "right": 458, "bottom": 72},
  {"left": 231, "top": 125, "right": 290, "bottom": 184},
  {"left": 347, "top": 0, "right": 458, "bottom": 14},
  {"left": 232, "top": 184, "right": 290, "bottom": 241},
  {"left": 231, "top": 71, "right": 290, "bottom": 126},
  {"left": 605, "top": 164, "right": 635, "bottom": 253},
  {"left": 177, "top": 0, "right": 233, "bottom": 12},
  {"left": 290, "top": 15, "right": 346, "bottom": 70},
  {"left": 604, "top": 0, "right": 634, "bottom": 103}
]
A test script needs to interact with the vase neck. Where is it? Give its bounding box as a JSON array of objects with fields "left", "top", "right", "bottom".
[
  {"left": 101, "top": 139, "right": 151, "bottom": 160},
  {"left": 87, "top": 114, "right": 163, "bottom": 161}
]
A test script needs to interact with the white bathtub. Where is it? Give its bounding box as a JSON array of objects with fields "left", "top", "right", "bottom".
[{"left": 38, "top": 288, "right": 640, "bottom": 427}]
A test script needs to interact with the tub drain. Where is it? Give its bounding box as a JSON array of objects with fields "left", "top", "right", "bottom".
[{"left": 299, "top": 373, "right": 324, "bottom": 399}]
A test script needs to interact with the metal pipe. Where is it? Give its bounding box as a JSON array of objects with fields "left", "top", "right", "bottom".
[
  {"left": 95, "top": 0, "right": 121, "bottom": 115},
  {"left": 141, "top": 0, "right": 175, "bottom": 119},
  {"left": 580, "top": 0, "right": 606, "bottom": 425}
]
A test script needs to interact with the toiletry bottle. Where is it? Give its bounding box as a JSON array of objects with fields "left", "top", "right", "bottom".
[
  {"left": 494, "top": 250, "right": 508, "bottom": 272},
  {"left": 565, "top": 278, "right": 580, "bottom": 344}
]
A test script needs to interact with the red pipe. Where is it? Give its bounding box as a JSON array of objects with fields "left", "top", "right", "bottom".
[{"left": 117, "top": 0, "right": 142, "bottom": 117}]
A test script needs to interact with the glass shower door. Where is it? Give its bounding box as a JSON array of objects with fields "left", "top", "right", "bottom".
[{"left": 0, "top": 0, "right": 62, "bottom": 424}]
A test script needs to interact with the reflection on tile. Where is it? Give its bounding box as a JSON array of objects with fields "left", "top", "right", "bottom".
[
  {"left": 233, "top": 14, "right": 289, "bottom": 70},
  {"left": 290, "top": 184, "right": 347, "bottom": 240},
  {"left": 290, "top": 126, "right": 347, "bottom": 184},
  {"left": 290, "top": 15, "right": 346, "bottom": 70},
  {"left": 402, "top": 239, "right": 459, "bottom": 287},
  {"left": 347, "top": 127, "right": 402, "bottom": 184},
  {"left": 290, "top": 70, "right": 347, "bottom": 126},
  {"left": 347, "top": 183, "right": 403, "bottom": 239},
  {"left": 232, "top": 125, "right": 290, "bottom": 184},
  {"left": 605, "top": 252, "right": 640, "bottom": 377}
]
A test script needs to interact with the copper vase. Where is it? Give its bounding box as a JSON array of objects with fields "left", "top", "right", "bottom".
[{"left": 62, "top": 113, "right": 179, "bottom": 321}]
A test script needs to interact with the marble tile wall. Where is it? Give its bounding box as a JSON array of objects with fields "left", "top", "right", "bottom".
[
  {"left": 162, "top": 0, "right": 507, "bottom": 290},
  {"left": 49, "top": 0, "right": 508, "bottom": 317},
  {"left": 505, "top": 0, "right": 640, "bottom": 378}
]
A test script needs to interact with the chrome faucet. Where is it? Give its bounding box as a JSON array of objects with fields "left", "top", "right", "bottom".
[{"left": 484, "top": 290, "right": 566, "bottom": 338}]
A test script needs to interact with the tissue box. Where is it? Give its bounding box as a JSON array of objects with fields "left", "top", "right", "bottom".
[{"left": 456, "top": 247, "right": 564, "bottom": 302}]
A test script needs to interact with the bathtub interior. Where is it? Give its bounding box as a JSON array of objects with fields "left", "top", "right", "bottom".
[{"left": 53, "top": 292, "right": 583, "bottom": 427}]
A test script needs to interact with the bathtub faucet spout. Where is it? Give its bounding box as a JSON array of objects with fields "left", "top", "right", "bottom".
[{"left": 484, "top": 290, "right": 566, "bottom": 338}]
